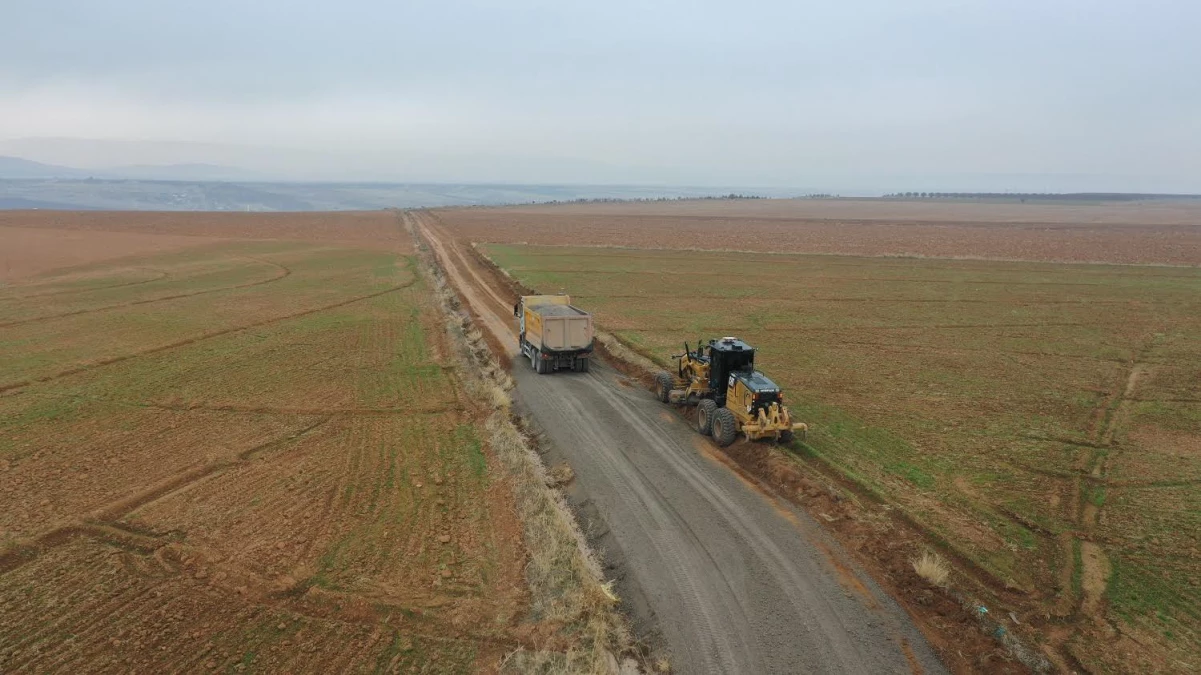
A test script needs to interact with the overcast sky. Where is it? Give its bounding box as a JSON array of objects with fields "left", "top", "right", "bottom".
[{"left": 2, "top": 0, "right": 1199, "bottom": 190}]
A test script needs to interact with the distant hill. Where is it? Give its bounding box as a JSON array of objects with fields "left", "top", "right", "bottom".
[
  {"left": 0, "top": 155, "right": 260, "bottom": 182},
  {"left": 0, "top": 156, "right": 90, "bottom": 179},
  {"left": 0, "top": 196, "right": 103, "bottom": 210},
  {"left": 0, "top": 178, "right": 792, "bottom": 211},
  {"left": 107, "top": 163, "right": 265, "bottom": 182}
]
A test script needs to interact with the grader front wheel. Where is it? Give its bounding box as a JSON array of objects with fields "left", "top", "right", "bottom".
[{"left": 655, "top": 372, "right": 673, "bottom": 403}]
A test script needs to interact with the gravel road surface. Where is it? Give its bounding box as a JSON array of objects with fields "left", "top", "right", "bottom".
[{"left": 414, "top": 211, "right": 947, "bottom": 674}]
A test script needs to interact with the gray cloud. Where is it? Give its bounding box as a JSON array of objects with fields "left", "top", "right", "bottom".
[{"left": 2, "top": 0, "right": 1198, "bottom": 189}]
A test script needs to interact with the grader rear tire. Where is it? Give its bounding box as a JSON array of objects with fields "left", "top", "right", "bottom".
[
  {"left": 655, "top": 372, "right": 673, "bottom": 403},
  {"left": 697, "top": 399, "right": 717, "bottom": 436},
  {"left": 711, "top": 407, "right": 737, "bottom": 447}
]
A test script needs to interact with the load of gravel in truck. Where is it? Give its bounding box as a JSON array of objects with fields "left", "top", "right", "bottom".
[{"left": 513, "top": 294, "right": 594, "bottom": 373}]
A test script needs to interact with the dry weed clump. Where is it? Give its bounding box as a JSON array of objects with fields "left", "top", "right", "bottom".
[
  {"left": 408, "top": 215, "right": 629, "bottom": 674},
  {"left": 548, "top": 464, "right": 576, "bottom": 487},
  {"left": 912, "top": 550, "right": 950, "bottom": 587}
]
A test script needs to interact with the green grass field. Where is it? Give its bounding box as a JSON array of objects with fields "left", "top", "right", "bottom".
[
  {"left": 0, "top": 240, "right": 533, "bottom": 672},
  {"left": 484, "top": 243, "right": 1201, "bottom": 670}
]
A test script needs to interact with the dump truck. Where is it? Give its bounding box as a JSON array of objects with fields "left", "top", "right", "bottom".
[
  {"left": 655, "top": 337, "right": 807, "bottom": 447},
  {"left": 513, "top": 295, "right": 594, "bottom": 374}
]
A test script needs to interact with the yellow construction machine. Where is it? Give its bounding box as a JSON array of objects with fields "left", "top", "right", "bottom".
[{"left": 655, "top": 337, "right": 807, "bottom": 447}]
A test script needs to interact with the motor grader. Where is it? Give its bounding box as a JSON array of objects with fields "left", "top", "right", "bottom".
[{"left": 655, "top": 337, "right": 807, "bottom": 447}]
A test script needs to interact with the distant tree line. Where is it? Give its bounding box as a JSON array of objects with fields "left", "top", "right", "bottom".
[
  {"left": 526, "top": 193, "right": 768, "bottom": 206},
  {"left": 883, "top": 192, "right": 1201, "bottom": 202}
]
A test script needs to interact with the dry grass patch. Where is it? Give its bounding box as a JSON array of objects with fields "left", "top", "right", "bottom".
[
  {"left": 912, "top": 550, "right": 950, "bottom": 587},
  {"left": 412, "top": 218, "right": 630, "bottom": 673}
]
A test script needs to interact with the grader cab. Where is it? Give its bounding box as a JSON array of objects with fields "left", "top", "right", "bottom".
[{"left": 655, "top": 337, "right": 807, "bottom": 447}]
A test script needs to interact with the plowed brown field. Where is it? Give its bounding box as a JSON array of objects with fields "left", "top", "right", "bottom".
[
  {"left": 0, "top": 213, "right": 541, "bottom": 673},
  {"left": 1, "top": 210, "right": 410, "bottom": 246},
  {"left": 0, "top": 211, "right": 408, "bottom": 283},
  {"left": 437, "top": 198, "right": 1201, "bottom": 266},
  {"left": 457, "top": 197, "right": 1201, "bottom": 673},
  {"left": 0, "top": 226, "right": 217, "bottom": 282}
]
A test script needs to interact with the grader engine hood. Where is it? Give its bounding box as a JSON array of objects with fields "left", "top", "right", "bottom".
[{"left": 730, "top": 371, "right": 782, "bottom": 412}]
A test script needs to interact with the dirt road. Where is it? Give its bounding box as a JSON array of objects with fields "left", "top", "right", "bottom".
[{"left": 413, "top": 211, "right": 946, "bottom": 674}]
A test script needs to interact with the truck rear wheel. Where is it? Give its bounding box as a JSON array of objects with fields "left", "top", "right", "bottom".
[
  {"left": 697, "top": 399, "right": 717, "bottom": 436},
  {"left": 711, "top": 407, "right": 737, "bottom": 447},
  {"left": 535, "top": 352, "right": 548, "bottom": 374},
  {"left": 655, "top": 372, "right": 673, "bottom": 403},
  {"left": 577, "top": 357, "right": 590, "bottom": 373}
]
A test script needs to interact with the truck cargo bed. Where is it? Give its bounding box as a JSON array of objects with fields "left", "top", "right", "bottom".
[
  {"left": 516, "top": 295, "right": 595, "bottom": 374},
  {"left": 529, "top": 303, "right": 588, "bottom": 316}
]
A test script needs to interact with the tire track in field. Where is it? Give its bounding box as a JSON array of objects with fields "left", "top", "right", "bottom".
[
  {"left": 0, "top": 275, "right": 416, "bottom": 394},
  {"left": 1003, "top": 458, "right": 1201, "bottom": 488},
  {"left": 1042, "top": 337, "right": 1158, "bottom": 661},
  {"left": 2, "top": 268, "right": 170, "bottom": 300},
  {"left": 0, "top": 257, "right": 291, "bottom": 329},
  {"left": 0, "top": 418, "right": 330, "bottom": 577}
]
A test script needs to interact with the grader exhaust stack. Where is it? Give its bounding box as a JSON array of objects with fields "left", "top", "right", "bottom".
[{"left": 655, "top": 337, "right": 807, "bottom": 447}]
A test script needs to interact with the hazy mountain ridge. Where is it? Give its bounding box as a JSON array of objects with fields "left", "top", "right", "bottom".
[
  {"left": 0, "top": 156, "right": 92, "bottom": 179},
  {"left": 0, "top": 177, "right": 800, "bottom": 211},
  {"left": 0, "top": 155, "right": 260, "bottom": 182}
]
